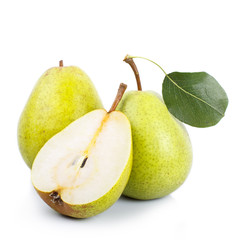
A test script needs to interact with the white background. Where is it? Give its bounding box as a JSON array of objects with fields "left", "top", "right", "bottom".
[{"left": 1, "top": 0, "right": 239, "bottom": 239}]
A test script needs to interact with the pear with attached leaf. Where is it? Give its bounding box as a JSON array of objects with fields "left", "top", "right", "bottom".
[
  {"left": 18, "top": 60, "right": 103, "bottom": 168},
  {"left": 117, "top": 57, "right": 192, "bottom": 200},
  {"left": 31, "top": 83, "right": 132, "bottom": 218}
]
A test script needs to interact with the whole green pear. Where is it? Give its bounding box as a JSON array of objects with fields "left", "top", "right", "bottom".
[
  {"left": 117, "top": 58, "right": 192, "bottom": 200},
  {"left": 18, "top": 61, "right": 103, "bottom": 168}
]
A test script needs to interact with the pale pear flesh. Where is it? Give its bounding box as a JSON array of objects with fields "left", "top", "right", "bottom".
[
  {"left": 18, "top": 65, "right": 103, "bottom": 168},
  {"left": 117, "top": 91, "right": 192, "bottom": 200},
  {"left": 31, "top": 109, "right": 132, "bottom": 218}
]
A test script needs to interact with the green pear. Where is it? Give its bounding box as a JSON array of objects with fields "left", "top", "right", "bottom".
[
  {"left": 18, "top": 60, "right": 103, "bottom": 168},
  {"left": 117, "top": 58, "right": 192, "bottom": 200},
  {"left": 31, "top": 84, "right": 132, "bottom": 218}
]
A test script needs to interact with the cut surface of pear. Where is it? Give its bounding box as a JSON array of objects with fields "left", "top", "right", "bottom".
[
  {"left": 18, "top": 62, "right": 102, "bottom": 168},
  {"left": 31, "top": 109, "right": 132, "bottom": 218}
]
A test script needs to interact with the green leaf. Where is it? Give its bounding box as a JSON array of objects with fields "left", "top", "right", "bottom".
[{"left": 162, "top": 72, "right": 228, "bottom": 127}]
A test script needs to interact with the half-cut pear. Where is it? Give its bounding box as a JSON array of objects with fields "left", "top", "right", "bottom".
[{"left": 31, "top": 108, "right": 132, "bottom": 218}]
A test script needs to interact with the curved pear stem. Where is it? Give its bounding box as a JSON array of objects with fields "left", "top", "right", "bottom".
[
  {"left": 59, "top": 60, "right": 63, "bottom": 67},
  {"left": 123, "top": 55, "right": 142, "bottom": 91},
  {"left": 126, "top": 55, "right": 184, "bottom": 92},
  {"left": 108, "top": 83, "right": 127, "bottom": 113}
]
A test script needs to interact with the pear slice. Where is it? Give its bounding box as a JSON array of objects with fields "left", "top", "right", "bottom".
[{"left": 31, "top": 84, "right": 132, "bottom": 218}]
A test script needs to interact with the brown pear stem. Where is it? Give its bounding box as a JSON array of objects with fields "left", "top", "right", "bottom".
[
  {"left": 59, "top": 60, "right": 63, "bottom": 67},
  {"left": 108, "top": 83, "right": 127, "bottom": 113},
  {"left": 123, "top": 55, "right": 142, "bottom": 91}
]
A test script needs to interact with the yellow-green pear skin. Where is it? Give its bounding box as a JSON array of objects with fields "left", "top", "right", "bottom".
[
  {"left": 18, "top": 64, "right": 103, "bottom": 168},
  {"left": 117, "top": 91, "right": 193, "bottom": 200}
]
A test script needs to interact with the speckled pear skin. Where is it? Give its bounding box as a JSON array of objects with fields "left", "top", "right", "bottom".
[
  {"left": 18, "top": 65, "right": 103, "bottom": 168},
  {"left": 117, "top": 91, "right": 192, "bottom": 200},
  {"left": 36, "top": 147, "right": 132, "bottom": 218}
]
